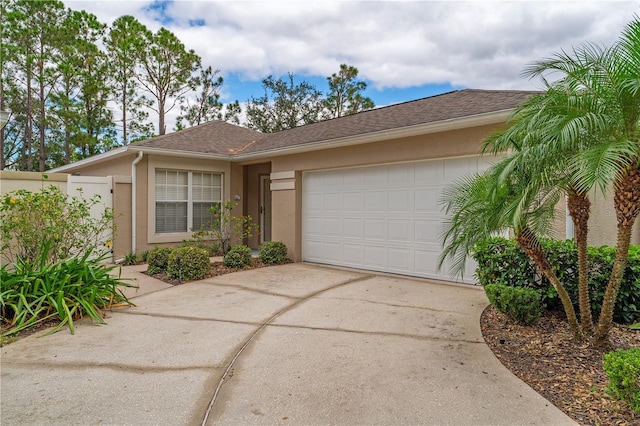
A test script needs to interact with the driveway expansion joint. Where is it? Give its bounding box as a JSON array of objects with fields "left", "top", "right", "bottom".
[{"left": 199, "top": 273, "right": 376, "bottom": 425}]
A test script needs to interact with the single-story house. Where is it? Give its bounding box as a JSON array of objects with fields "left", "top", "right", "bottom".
[{"left": 49, "top": 89, "right": 638, "bottom": 283}]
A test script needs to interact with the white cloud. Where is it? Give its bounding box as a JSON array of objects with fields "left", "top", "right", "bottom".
[{"left": 65, "top": 0, "right": 640, "bottom": 131}]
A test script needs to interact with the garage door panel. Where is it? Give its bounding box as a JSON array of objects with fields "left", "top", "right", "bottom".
[
  {"left": 414, "top": 219, "right": 440, "bottom": 244},
  {"left": 388, "top": 163, "right": 414, "bottom": 184},
  {"left": 388, "top": 248, "right": 413, "bottom": 271},
  {"left": 364, "top": 246, "right": 386, "bottom": 267},
  {"left": 365, "top": 191, "right": 387, "bottom": 211},
  {"left": 344, "top": 192, "right": 364, "bottom": 212},
  {"left": 365, "top": 168, "right": 386, "bottom": 185},
  {"left": 303, "top": 158, "right": 484, "bottom": 283},
  {"left": 305, "top": 217, "right": 323, "bottom": 236},
  {"left": 415, "top": 189, "right": 441, "bottom": 212},
  {"left": 388, "top": 219, "right": 411, "bottom": 242},
  {"left": 414, "top": 251, "right": 440, "bottom": 276},
  {"left": 343, "top": 218, "right": 364, "bottom": 238},
  {"left": 343, "top": 244, "right": 365, "bottom": 265},
  {"left": 364, "top": 218, "right": 386, "bottom": 240},
  {"left": 388, "top": 190, "right": 412, "bottom": 212},
  {"left": 415, "top": 160, "right": 443, "bottom": 183},
  {"left": 323, "top": 217, "right": 342, "bottom": 237}
]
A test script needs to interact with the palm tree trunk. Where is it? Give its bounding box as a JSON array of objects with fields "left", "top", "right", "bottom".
[
  {"left": 516, "top": 228, "right": 581, "bottom": 337},
  {"left": 593, "top": 224, "right": 633, "bottom": 345},
  {"left": 567, "top": 191, "right": 593, "bottom": 333},
  {"left": 593, "top": 169, "right": 640, "bottom": 345}
]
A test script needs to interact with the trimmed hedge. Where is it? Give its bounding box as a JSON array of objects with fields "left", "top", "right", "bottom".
[
  {"left": 259, "top": 241, "right": 288, "bottom": 265},
  {"left": 472, "top": 237, "right": 640, "bottom": 324},
  {"left": 484, "top": 283, "right": 542, "bottom": 324},
  {"left": 146, "top": 247, "right": 173, "bottom": 274},
  {"left": 167, "top": 246, "right": 210, "bottom": 281},
  {"left": 223, "top": 245, "right": 253, "bottom": 269},
  {"left": 603, "top": 348, "right": 640, "bottom": 412}
]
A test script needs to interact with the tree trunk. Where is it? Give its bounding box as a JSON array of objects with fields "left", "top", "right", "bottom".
[
  {"left": 593, "top": 169, "right": 640, "bottom": 345},
  {"left": 158, "top": 98, "right": 165, "bottom": 135},
  {"left": 516, "top": 228, "right": 581, "bottom": 337},
  {"left": 567, "top": 191, "right": 593, "bottom": 333}
]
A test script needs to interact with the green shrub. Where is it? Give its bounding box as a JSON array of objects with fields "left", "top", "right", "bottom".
[
  {"left": 141, "top": 250, "right": 150, "bottom": 263},
  {"left": 0, "top": 185, "right": 113, "bottom": 264},
  {"left": 473, "top": 237, "right": 640, "bottom": 324},
  {"left": 181, "top": 239, "right": 220, "bottom": 256},
  {"left": 167, "top": 246, "right": 210, "bottom": 281},
  {"left": 603, "top": 348, "right": 640, "bottom": 412},
  {"left": 223, "top": 245, "right": 253, "bottom": 269},
  {"left": 484, "top": 283, "right": 542, "bottom": 324},
  {"left": 123, "top": 252, "right": 138, "bottom": 266},
  {"left": 259, "top": 241, "right": 288, "bottom": 265},
  {"left": 146, "top": 247, "right": 173, "bottom": 274},
  {"left": 0, "top": 240, "right": 135, "bottom": 337}
]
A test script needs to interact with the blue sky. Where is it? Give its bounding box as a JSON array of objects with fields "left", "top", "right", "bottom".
[{"left": 67, "top": 0, "right": 639, "bottom": 131}]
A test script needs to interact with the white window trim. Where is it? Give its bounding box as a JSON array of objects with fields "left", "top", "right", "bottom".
[{"left": 147, "top": 156, "right": 230, "bottom": 244}]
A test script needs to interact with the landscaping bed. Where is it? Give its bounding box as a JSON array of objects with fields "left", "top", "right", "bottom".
[
  {"left": 145, "top": 259, "right": 280, "bottom": 285},
  {"left": 481, "top": 306, "right": 640, "bottom": 426}
]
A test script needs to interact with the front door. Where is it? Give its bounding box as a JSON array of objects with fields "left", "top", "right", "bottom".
[{"left": 259, "top": 175, "right": 272, "bottom": 243}]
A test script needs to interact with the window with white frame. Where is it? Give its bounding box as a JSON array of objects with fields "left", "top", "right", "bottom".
[{"left": 155, "top": 170, "right": 222, "bottom": 234}]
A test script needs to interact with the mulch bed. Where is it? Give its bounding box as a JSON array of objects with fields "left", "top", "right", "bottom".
[
  {"left": 145, "top": 260, "right": 277, "bottom": 285},
  {"left": 481, "top": 306, "right": 640, "bottom": 426}
]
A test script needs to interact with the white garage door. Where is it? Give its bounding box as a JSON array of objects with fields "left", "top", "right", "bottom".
[{"left": 302, "top": 157, "right": 492, "bottom": 283}]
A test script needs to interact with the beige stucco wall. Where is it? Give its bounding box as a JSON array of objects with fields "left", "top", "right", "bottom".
[
  {"left": 269, "top": 125, "right": 495, "bottom": 174},
  {"left": 113, "top": 176, "right": 132, "bottom": 261},
  {"left": 66, "top": 153, "right": 138, "bottom": 177},
  {"left": 266, "top": 125, "right": 500, "bottom": 261},
  {"left": 589, "top": 192, "right": 640, "bottom": 246},
  {"left": 0, "top": 170, "right": 68, "bottom": 195}
]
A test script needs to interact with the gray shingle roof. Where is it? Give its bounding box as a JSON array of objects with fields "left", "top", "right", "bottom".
[
  {"left": 238, "top": 89, "right": 539, "bottom": 155},
  {"left": 132, "top": 119, "right": 262, "bottom": 155},
  {"left": 133, "top": 89, "right": 538, "bottom": 157}
]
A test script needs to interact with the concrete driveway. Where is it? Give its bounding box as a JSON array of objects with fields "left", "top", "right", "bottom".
[{"left": 1, "top": 263, "right": 575, "bottom": 425}]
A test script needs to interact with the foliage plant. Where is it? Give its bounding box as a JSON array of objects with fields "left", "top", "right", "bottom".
[
  {"left": 473, "top": 237, "right": 640, "bottom": 325},
  {"left": 223, "top": 245, "right": 253, "bottom": 269},
  {"left": 167, "top": 246, "right": 210, "bottom": 281},
  {"left": 0, "top": 241, "right": 135, "bottom": 337},
  {"left": 123, "top": 252, "right": 138, "bottom": 266},
  {"left": 202, "top": 200, "right": 259, "bottom": 255},
  {"left": 146, "top": 247, "right": 173, "bottom": 275},
  {"left": 484, "top": 283, "right": 542, "bottom": 325},
  {"left": 603, "top": 348, "right": 640, "bottom": 412},
  {"left": 259, "top": 241, "right": 288, "bottom": 265},
  {"left": 441, "top": 16, "right": 640, "bottom": 344},
  {"left": 0, "top": 185, "right": 114, "bottom": 265}
]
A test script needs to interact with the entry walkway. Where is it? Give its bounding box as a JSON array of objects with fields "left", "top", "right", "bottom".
[{"left": 1, "top": 263, "right": 575, "bottom": 425}]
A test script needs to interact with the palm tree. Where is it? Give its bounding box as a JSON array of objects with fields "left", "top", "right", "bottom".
[
  {"left": 523, "top": 17, "right": 640, "bottom": 344},
  {"left": 482, "top": 87, "right": 597, "bottom": 334},
  {"left": 440, "top": 154, "right": 582, "bottom": 336},
  {"left": 442, "top": 17, "right": 640, "bottom": 344}
]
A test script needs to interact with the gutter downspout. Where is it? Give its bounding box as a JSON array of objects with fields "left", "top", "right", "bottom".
[{"left": 131, "top": 151, "right": 144, "bottom": 254}]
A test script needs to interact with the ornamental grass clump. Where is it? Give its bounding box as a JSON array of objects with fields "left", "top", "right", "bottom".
[
  {"left": 0, "top": 241, "right": 135, "bottom": 337},
  {"left": 167, "top": 246, "right": 210, "bottom": 281}
]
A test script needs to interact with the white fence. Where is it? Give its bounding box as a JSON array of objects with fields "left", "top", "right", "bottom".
[{"left": 0, "top": 171, "right": 113, "bottom": 263}]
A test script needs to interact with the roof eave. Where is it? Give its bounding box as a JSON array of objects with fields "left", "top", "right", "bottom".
[
  {"left": 47, "top": 146, "right": 130, "bottom": 173},
  {"left": 128, "top": 146, "right": 232, "bottom": 160},
  {"left": 231, "top": 109, "right": 512, "bottom": 161}
]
